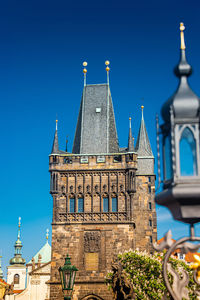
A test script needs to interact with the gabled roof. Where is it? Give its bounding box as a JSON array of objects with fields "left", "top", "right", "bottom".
[
  {"left": 28, "top": 241, "right": 51, "bottom": 264},
  {"left": 72, "top": 84, "right": 119, "bottom": 154}
]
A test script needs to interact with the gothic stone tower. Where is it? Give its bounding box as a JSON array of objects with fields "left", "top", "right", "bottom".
[{"left": 49, "top": 76, "right": 157, "bottom": 300}]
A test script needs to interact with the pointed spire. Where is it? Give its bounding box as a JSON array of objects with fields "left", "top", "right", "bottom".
[
  {"left": 128, "top": 117, "right": 134, "bottom": 152},
  {"left": 135, "top": 106, "right": 153, "bottom": 157},
  {"left": 66, "top": 136, "right": 68, "bottom": 152},
  {"left": 0, "top": 255, "right": 3, "bottom": 279},
  {"left": 105, "top": 60, "right": 110, "bottom": 85},
  {"left": 83, "top": 62, "right": 87, "bottom": 87},
  {"left": 10, "top": 218, "right": 26, "bottom": 265},
  {"left": 51, "top": 119, "right": 59, "bottom": 154},
  {"left": 162, "top": 22, "right": 199, "bottom": 122}
]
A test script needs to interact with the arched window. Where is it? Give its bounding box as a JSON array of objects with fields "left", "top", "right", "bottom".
[
  {"left": 78, "top": 197, "right": 84, "bottom": 212},
  {"left": 70, "top": 198, "right": 75, "bottom": 212},
  {"left": 14, "top": 274, "right": 20, "bottom": 284},
  {"left": 103, "top": 196, "right": 109, "bottom": 212},
  {"left": 179, "top": 127, "right": 197, "bottom": 176},
  {"left": 112, "top": 196, "right": 117, "bottom": 212}
]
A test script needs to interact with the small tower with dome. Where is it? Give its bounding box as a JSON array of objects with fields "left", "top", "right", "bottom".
[{"left": 7, "top": 218, "right": 26, "bottom": 291}]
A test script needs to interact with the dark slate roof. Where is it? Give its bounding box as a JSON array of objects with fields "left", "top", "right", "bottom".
[
  {"left": 72, "top": 84, "right": 119, "bottom": 154},
  {"left": 135, "top": 112, "right": 153, "bottom": 157}
]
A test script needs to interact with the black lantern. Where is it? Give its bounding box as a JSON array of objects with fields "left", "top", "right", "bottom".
[
  {"left": 59, "top": 254, "right": 78, "bottom": 300},
  {"left": 156, "top": 23, "right": 200, "bottom": 224}
]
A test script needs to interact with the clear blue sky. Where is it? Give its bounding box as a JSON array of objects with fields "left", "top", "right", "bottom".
[{"left": 1, "top": 0, "right": 200, "bottom": 277}]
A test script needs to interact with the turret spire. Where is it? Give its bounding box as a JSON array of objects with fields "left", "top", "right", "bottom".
[
  {"left": 10, "top": 218, "right": 26, "bottom": 265},
  {"left": 128, "top": 117, "right": 134, "bottom": 152},
  {"left": 51, "top": 119, "right": 59, "bottom": 154},
  {"left": 135, "top": 106, "right": 153, "bottom": 157}
]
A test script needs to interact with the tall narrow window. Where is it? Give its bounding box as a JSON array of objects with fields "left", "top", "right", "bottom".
[
  {"left": 150, "top": 236, "right": 153, "bottom": 244},
  {"left": 148, "top": 186, "right": 151, "bottom": 193},
  {"left": 179, "top": 127, "right": 197, "bottom": 176},
  {"left": 103, "top": 197, "right": 109, "bottom": 212},
  {"left": 14, "top": 274, "right": 20, "bottom": 284},
  {"left": 149, "top": 219, "right": 152, "bottom": 227},
  {"left": 112, "top": 197, "right": 117, "bottom": 212},
  {"left": 149, "top": 202, "right": 152, "bottom": 210},
  {"left": 70, "top": 198, "right": 75, "bottom": 213},
  {"left": 78, "top": 198, "right": 84, "bottom": 212}
]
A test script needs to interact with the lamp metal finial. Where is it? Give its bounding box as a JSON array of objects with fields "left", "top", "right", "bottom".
[{"left": 180, "top": 22, "right": 186, "bottom": 50}]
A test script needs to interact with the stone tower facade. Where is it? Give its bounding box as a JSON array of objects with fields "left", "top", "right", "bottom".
[{"left": 49, "top": 83, "right": 157, "bottom": 300}]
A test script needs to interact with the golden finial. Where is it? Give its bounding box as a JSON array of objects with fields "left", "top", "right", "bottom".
[
  {"left": 141, "top": 105, "right": 144, "bottom": 120},
  {"left": 180, "top": 22, "right": 186, "bottom": 50},
  {"left": 83, "top": 62, "right": 87, "bottom": 86},
  {"left": 55, "top": 119, "right": 58, "bottom": 131},
  {"left": 46, "top": 229, "right": 49, "bottom": 241},
  {"left": 105, "top": 60, "right": 110, "bottom": 71},
  {"left": 18, "top": 217, "right": 21, "bottom": 228},
  {"left": 105, "top": 60, "right": 110, "bottom": 84},
  {"left": 129, "top": 117, "right": 132, "bottom": 129}
]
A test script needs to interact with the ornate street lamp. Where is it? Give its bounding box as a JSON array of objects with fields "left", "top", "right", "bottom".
[
  {"left": 155, "top": 23, "right": 200, "bottom": 300},
  {"left": 59, "top": 254, "right": 78, "bottom": 300}
]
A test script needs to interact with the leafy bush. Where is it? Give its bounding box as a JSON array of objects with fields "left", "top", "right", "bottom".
[{"left": 106, "top": 250, "right": 199, "bottom": 300}]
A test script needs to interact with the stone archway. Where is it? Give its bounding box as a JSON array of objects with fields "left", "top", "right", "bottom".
[{"left": 81, "top": 295, "right": 104, "bottom": 300}]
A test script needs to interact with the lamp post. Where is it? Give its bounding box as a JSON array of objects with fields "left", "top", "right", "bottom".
[
  {"left": 59, "top": 254, "right": 78, "bottom": 300},
  {"left": 154, "top": 23, "right": 200, "bottom": 300}
]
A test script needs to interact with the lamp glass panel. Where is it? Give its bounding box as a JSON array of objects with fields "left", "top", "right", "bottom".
[
  {"left": 163, "top": 134, "right": 173, "bottom": 180},
  {"left": 70, "top": 271, "right": 76, "bottom": 289},
  {"left": 179, "top": 127, "right": 197, "bottom": 176},
  {"left": 65, "top": 271, "right": 71, "bottom": 289}
]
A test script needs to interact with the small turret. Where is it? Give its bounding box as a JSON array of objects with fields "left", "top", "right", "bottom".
[
  {"left": 0, "top": 255, "right": 3, "bottom": 279},
  {"left": 51, "top": 120, "right": 59, "bottom": 154},
  {"left": 135, "top": 106, "right": 153, "bottom": 157},
  {"left": 10, "top": 217, "right": 26, "bottom": 265},
  {"left": 128, "top": 117, "right": 134, "bottom": 152}
]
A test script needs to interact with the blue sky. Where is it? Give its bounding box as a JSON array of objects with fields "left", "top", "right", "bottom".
[{"left": 1, "top": 0, "right": 200, "bottom": 277}]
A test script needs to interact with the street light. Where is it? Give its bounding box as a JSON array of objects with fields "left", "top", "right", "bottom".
[
  {"left": 156, "top": 22, "right": 200, "bottom": 224},
  {"left": 59, "top": 254, "right": 78, "bottom": 300},
  {"left": 154, "top": 23, "right": 200, "bottom": 300}
]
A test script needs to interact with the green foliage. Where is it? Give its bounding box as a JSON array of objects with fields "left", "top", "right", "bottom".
[{"left": 106, "top": 250, "right": 199, "bottom": 300}]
